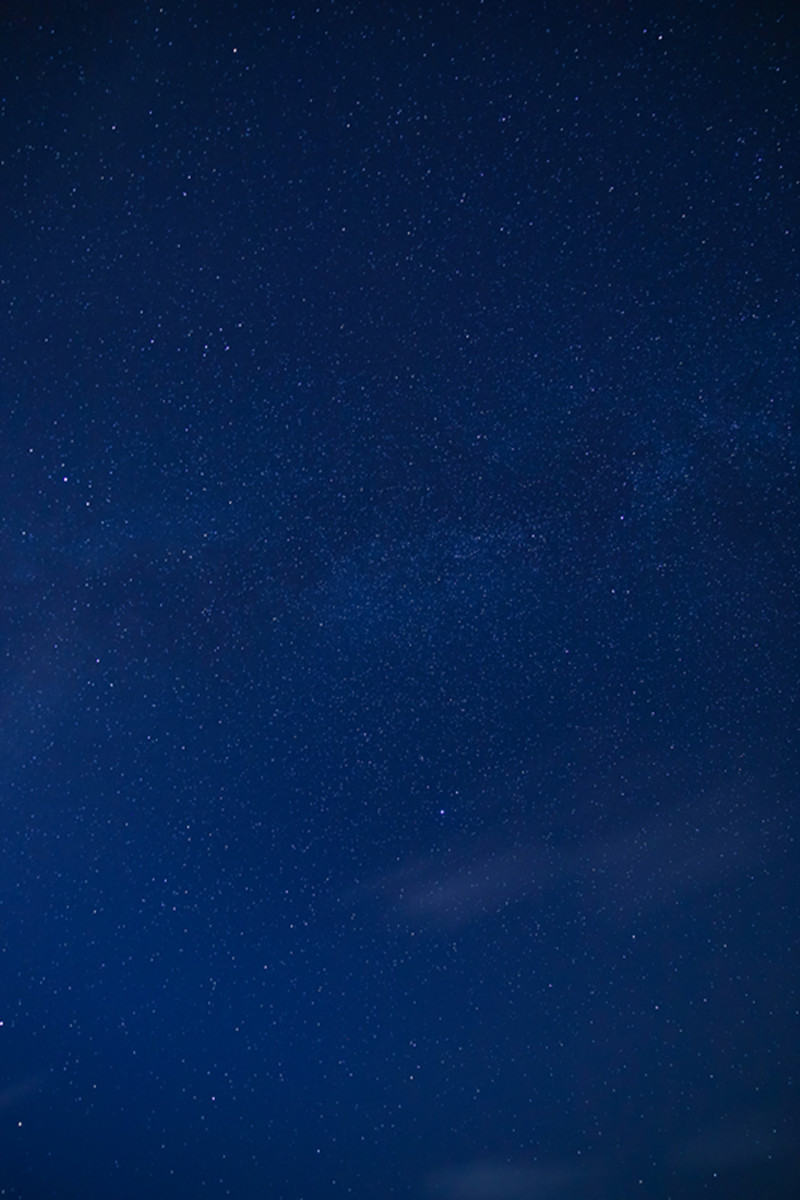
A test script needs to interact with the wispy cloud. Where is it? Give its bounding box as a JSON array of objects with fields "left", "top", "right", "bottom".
[
  {"left": 567, "top": 795, "right": 767, "bottom": 918},
  {"left": 669, "top": 1108, "right": 798, "bottom": 1171},
  {"left": 370, "top": 788, "right": 774, "bottom": 929},
  {"left": 0, "top": 1073, "right": 44, "bottom": 1111},
  {"left": 375, "top": 837, "right": 559, "bottom": 928},
  {"left": 425, "top": 1158, "right": 598, "bottom": 1200}
]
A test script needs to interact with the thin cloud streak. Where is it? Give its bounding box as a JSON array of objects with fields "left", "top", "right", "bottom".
[
  {"left": 425, "top": 1158, "right": 599, "bottom": 1200},
  {"left": 373, "top": 789, "right": 774, "bottom": 929}
]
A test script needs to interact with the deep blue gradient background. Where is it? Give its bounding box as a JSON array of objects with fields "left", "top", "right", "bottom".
[{"left": 1, "top": 2, "right": 798, "bottom": 1197}]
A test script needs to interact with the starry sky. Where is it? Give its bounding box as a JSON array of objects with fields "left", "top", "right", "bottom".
[{"left": 1, "top": 1, "right": 799, "bottom": 1197}]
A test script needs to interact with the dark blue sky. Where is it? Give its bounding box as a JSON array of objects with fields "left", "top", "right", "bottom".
[{"left": 1, "top": 2, "right": 798, "bottom": 1198}]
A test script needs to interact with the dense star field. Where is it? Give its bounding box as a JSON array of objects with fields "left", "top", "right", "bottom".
[{"left": 1, "top": 1, "right": 798, "bottom": 1197}]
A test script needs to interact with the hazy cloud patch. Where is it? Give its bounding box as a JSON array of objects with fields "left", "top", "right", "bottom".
[
  {"left": 372, "top": 787, "right": 776, "bottom": 930},
  {"left": 669, "top": 1108, "right": 798, "bottom": 1171},
  {"left": 425, "top": 1158, "right": 598, "bottom": 1200}
]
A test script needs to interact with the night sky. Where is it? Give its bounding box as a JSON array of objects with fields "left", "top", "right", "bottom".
[{"left": 1, "top": 1, "right": 799, "bottom": 1198}]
